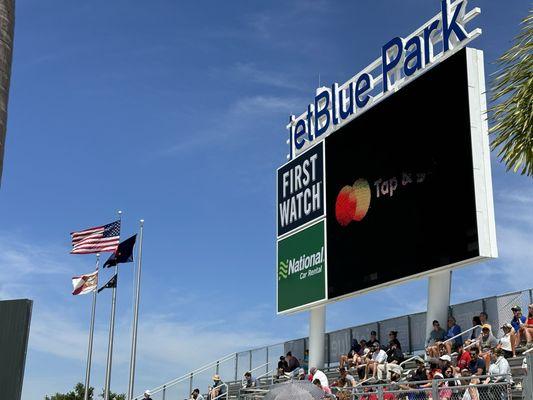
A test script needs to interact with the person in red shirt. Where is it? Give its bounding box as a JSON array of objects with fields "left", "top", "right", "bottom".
[
  {"left": 520, "top": 304, "right": 533, "bottom": 348},
  {"left": 455, "top": 344, "right": 471, "bottom": 373}
]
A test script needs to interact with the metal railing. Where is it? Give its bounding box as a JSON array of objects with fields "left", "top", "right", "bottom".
[
  {"left": 331, "top": 374, "right": 512, "bottom": 400},
  {"left": 442, "top": 324, "right": 482, "bottom": 345}
]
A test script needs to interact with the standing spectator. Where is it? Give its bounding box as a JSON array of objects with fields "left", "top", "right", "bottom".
[
  {"left": 498, "top": 323, "right": 516, "bottom": 358},
  {"left": 242, "top": 372, "right": 258, "bottom": 388},
  {"left": 479, "top": 312, "right": 492, "bottom": 331},
  {"left": 470, "top": 316, "right": 482, "bottom": 341},
  {"left": 444, "top": 316, "right": 463, "bottom": 355},
  {"left": 468, "top": 347, "right": 486, "bottom": 376},
  {"left": 190, "top": 389, "right": 204, "bottom": 400},
  {"left": 367, "top": 331, "right": 380, "bottom": 347},
  {"left": 426, "top": 320, "right": 446, "bottom": 357},
  {"left": 518, "top": 304, "right": 533, "bottom": 349},
  {"left": 309, "top": 367, "right": 329, "bottom": 388},
  {"left": 302, "top": 349, "right": 309, "bottom": 371},
  {"left": 510, "top": 305, "right": 527, "bottom": 348},
  {"left": 276, "top": 356, "right": 288, "bottom": 378}
]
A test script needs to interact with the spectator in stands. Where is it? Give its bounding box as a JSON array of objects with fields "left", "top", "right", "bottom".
[
  {"left": 518, "top": 304, "right": 533, "bottom": 349},
  {"left": 208, "top": 375, "right": 226, "bottom": 400},
  {"left": 477, "top": 324, "right": 498, "bottom": 370},
  {"left": 339, "top": 338, "right": 362, "bottom": 369},
  {"left": 285, "top": 351, "right": 300, "bottom": 376},
  {"left": 367, "top": 331, "right": 379, "bottom": 347},
  {"left": 359, "top": 339, "right": 368, "bottom": 353},
  {"left": 387, "top": 331, "right": 402, "bottom": 351},
  {"left": 312, "top": 378, "right": 333, "bottom": 396},
  {"left": 510, "top": 305, "right": 526, "bottom": 343},
  {"left": 426, "top": 320, "right": 446, "bottom": 357},
  {"left": 498, "top": 323, "right": 516, "bottom": 358},
  {"left": 302, "top": 349, "right": 309, "bottom": 371},
  {"left": 385, "top": 338, "right": 404, "bottom": 378},
  {"left": 469, "top": 316, "right": 482, "bottom": 341},
  {"left": 439, "top": 354, "right": 452, "bottom": 372},
  {"left": 242, "top": 372, "right": 258, "bottom": 388},
  {"left": 143, "top": 390, "right": 152, "bottom": 400},
  {"left": 459, "top": 370, "right": 480, "bottom": 400},
  {"left": 484, "top": 348, "right": 512, "bottom": 385},
  {"left": 309, "top": 367, "right": 329, "bottom": 389},
  {"left": 443, "top": 366, "right": 460, "bottom": 392},
  {"left": 455, "top": 343, "right": 472, "bottom": 373},
  {"left": 366, "top": 342, "right": 387, "bottom": 379},
  {"left": 443, "top": 316, "right": 463, "bottom": 355},
  {"left": 479, "top": 312, "right": 491, "bottom": 331},
  {"left": 338, "top": 367, "right": 357, "bottom": 387},
  {"left": 276, "top": 356, "right": 288, "bottom": 378},
  {"left": 468, "top": 347, "right": 486, "bottom": 376},
  {"left": 190, "top": 388, "right": 204, "bottom": 400},
  {"left": 410, "top": 359, "right": 428, "bottom": 382},
  {"left": 297, "top": 368, "right": 306, "bottom": 380}
]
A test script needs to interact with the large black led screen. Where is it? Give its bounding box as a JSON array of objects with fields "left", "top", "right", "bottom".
[{"left": 326, "top": 49, "right": 479, "bottom": 300}]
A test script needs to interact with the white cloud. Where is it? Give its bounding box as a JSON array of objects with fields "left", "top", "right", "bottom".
[{"left": 232, "top": 95, "right": 305, "bottom": 115}]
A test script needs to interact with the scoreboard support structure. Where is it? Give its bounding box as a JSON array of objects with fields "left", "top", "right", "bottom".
[
  {"left": 426, "top": 271, "right": 452, "bottom": 341},
  {"left": 309, "top": 305, "right": 326, "bottom": 369}
]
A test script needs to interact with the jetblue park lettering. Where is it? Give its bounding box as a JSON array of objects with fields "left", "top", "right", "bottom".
[{"left": 286, "top": 0, "right": 481, "bottom": 159}]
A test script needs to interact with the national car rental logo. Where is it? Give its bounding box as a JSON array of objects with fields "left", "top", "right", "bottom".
[{"left": 278, "top": 260, "right": 288, "bottom": 280}]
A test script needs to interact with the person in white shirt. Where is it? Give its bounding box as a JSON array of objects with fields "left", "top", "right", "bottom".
[
  {"left": 366, "top": 343, "right": 387, "bottom": 379},
  {"left": 484, "top": 349, "right": 512, "bottom": 384},
  {"left": 498, "top": 323, "right": 516, "bottom": 358},
  {"left": 309, "top": 367, "right": 329, "bottom": 388}
]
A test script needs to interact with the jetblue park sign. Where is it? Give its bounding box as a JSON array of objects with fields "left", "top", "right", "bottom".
[{"left": 286, "top": 0, "right": 482, "bottom": 159}]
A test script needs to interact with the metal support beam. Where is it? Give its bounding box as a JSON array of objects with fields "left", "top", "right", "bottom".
[
  {"left": 308, "top": 305, "right": 326, "bottom": 369},
  {"left": 426, "top": 271, "right": 452, "bottom": 340}
]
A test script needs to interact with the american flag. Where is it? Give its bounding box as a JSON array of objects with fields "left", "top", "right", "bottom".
[{"left": 70, "top": 220, "right": 121, "bottom": 254}]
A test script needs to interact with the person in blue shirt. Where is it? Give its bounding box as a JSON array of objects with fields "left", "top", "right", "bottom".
[
  {"left": 510, "top": 305, "right": 527, "bottom": 348},
  {"left": 444, "top": 316, "right": 462, "bottom": 355}
]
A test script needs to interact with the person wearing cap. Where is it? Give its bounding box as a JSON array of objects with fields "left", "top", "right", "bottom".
[
  {"left": 190, "top": 388, "right": 204, "bottom": 400},
  {"left": 439, "top": 354, "right": 452, "bottom": 372},
  {"left": 296, "top": 368, "right": 306, "bottom": 380},
  {"left": 143, "top": 390, "right": 152, "bottom": 400},
  {"left": 510, "top": 305, "right": 526, "bottom": 332},
  {"left": 476, "top": 324, "right": 498, "bottom": 369},
  {"left": 276, "top": 355, "right": 288, "bottom": 378},
  {"left": 366, "top": 342, "right": 387, "bottom": 380},
  {"left": 208, "top": 374, "right": 226, "bottom": 400},
  {"left": 498, "top": 323, "right": 516, "bottom": 358}
]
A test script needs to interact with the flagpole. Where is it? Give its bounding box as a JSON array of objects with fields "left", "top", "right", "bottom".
[
  {"left": 84, "top": 254, "right": 99, "bottom": 400},
  {"left": 127, "top": 219, "right": 144, "bottom": 400},
  {"left": 104, "top": 210, "right": 122, "bottom": 400}
]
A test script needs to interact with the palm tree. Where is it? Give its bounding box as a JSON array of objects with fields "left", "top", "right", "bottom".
[
  {"left": 489, "top": 9, "right": 533, "bottom": 177},
  {"left": 0, "top": 0, "right": 14, "bottom": 185}
]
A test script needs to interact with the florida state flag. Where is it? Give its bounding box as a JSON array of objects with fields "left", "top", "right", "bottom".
[{"left": 72, "top": 270, "right": 99, "bottom": 295}]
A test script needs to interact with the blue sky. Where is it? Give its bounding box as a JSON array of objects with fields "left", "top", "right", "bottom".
[{"left": 1, "top": 0, "right": 531, "bottom": 398}]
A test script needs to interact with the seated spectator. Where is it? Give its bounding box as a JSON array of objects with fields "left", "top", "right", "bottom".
[
  {"left": 339, "top": 338, "right": 362, "bottom": 369},
  {"left": 498, "top": 323, "right": 516, "bottom": 358},
  {"left": 338, "top": 367, "right": 357, "bottom": 387},
  {"left": 409, "top": 359, "right": 428, "bottom": 383},
  {"left": 477, "top": 324, "right": 498, "bottom": 371},
  {"left": 469, "top": 316, "right": 482, "bottom": 341},
  {"left": 479, "top": 312, "right": 492, "bottom": 332},
  {"left": 309, "top": 367, "right": 329, "bottom": 388},
  {"left": 459, "top": 370, "right": 480, "bottom": 400},
  {"left": 296, "top": 368, "right": 306, "bottom": 380},
  {"left": 208, "top": 375, "right": 226, "bottom": 400},
  {"left": 367, "top": 330, "right": 380, "bottom": 348},
  {"left": 468, "top": 347, "right": 486, "bottom": 376},
  {"left": 426, "top": 320, "right": 446, "bottom": 358},
  {"left": 386, "top": 340, "right": 404, "bottom": 364},
  {"left": 510, "top": 305, "right": 527, "bottom": 348},
  {"left": 276, "top": 356, "right": 288, "bottom": 378},
  {"left": 439, "top": 354, "right": 452, "bottom": 372},
  {"left": 443, "top": 316, "right": 463, "bottom": 355},
  {"left": 285, "top": 351, "right": 300, "bottom": 375},
  {"left": 387, "top": 331, "right": 401, "bottom": 351},
  {"left": 302, "top": 349, "right": 309, "bottom": 371},
  {"left": 518, "top": 304, "right": 533, "bottom": 349},
  {"left": 313, "top": 378, "right": 332, "bottom": 396},
  {"left": 443, "top": 366, "right": 460, "bottom": 391},
  {"left": 366, "top": 342, "right": 387, "bottom": 379},
  {"left": 242, "top": 372, "right": 258, "bottom": 388},
  {"left": 455, "top": 343, "right": 472, "bottom": 373},
  {"left": 190, "top": 388, "right": 204, "bottom": 400},
  {"left": 484, "top": 348, "right": 512, "bottom": 385}
]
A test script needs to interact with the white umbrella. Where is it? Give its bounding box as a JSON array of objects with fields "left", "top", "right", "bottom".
[{"left": 263, "top": 381, "right": 325, "bottom": 400}]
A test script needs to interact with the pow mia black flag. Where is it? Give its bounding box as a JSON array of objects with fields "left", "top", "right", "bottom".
[{"left": 98, "top": 274, "right": 117, "bottom": 293}]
